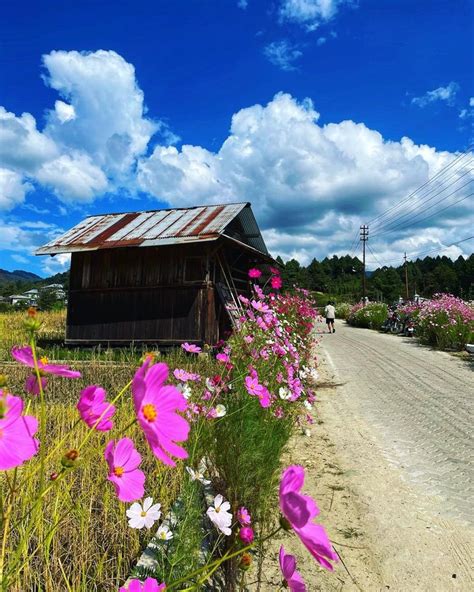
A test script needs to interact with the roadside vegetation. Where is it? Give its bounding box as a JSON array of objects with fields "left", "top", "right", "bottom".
[
  {"left": 0, "top": 272, "right": 337, "bottom": 591},
  {"left": 346, "top": 294, "right": 474, "bottom": 351}
]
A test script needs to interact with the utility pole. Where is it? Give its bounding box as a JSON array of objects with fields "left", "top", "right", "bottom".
[
  {"left": 360, "top": 225, "right": 369, "bottom": 305},
  {"left": 404, "top": 252, "right": 409, "bottom": 300}
]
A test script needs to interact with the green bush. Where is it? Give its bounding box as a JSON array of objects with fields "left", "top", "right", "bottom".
[
  {"left": 335, "top": 302, "right": 351, "bottom": 320},
  {"left": 347, "top": 302, "right": 388, "bottom": 330}
]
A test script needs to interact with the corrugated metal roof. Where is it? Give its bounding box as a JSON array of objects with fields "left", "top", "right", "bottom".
[{"left": 36, "top": 202, "right": 268, "bottom": 255}]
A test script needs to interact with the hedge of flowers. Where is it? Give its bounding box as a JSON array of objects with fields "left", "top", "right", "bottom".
[
  {"left": 397, "top": 293, "right": 474, "bottom": 351},
  {"left": 347, "top": 302, "right": 388, "bottom": 330},
  {"left": 0, "top": 269, "right": 338, "bottom": 591}
]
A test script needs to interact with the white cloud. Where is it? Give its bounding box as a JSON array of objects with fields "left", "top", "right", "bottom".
[
  {"left": 279, "top": 0, "right": 356, "bottom": 30},
  {"left": 54, "top": 100, "right": 76, "bottom": 123},
  {"left": 263, "top": 40, "right": 303, "bottom": 71},
  {"left": 36, "top": 153, "right": 108, "bottom": 202},
  {"left": 137, "top": 92, "right": 473, "bottom": 263},
  {"left": 41, "top": 252, "right": 71, "bottom": 275},
  {"left": 237, "top": 0, "right": 248, "bottom": 8},
  {"left": 11, "top": 253, "right": 29, "bottom": 265},
  {"left": 0, "top": 169, "right": 32, "bottom": 210},
  {"left": 411, "top": 81, "right": 459, "bottom": 108},
  {"left": 0, "top": 50, "right": 161, "bottom": 205}
]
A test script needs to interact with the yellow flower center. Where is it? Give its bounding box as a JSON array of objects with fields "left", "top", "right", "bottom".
[
  {"left": 114, "top": 466, "right": 124, "bottom": 477},
  {"left": 215, "top": 507, "right": 220, "bottom": 513},
  {"left": 141, "top": 511, "right": 147, "bottom": 517},
  {"left": 143, "top": 403, "right": 158, "bottom": 422},
  {"left": 39, "top": 356, "right": 49, "bottom": 365}
]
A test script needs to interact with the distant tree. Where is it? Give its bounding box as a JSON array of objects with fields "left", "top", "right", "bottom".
[{"left": 37, "top": 289, "right": 59, "bottom": 311}]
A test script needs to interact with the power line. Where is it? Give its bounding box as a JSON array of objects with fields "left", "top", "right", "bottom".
[
  {"left": 368, "top": 146, "right": 473, "bottom": 228},
  {"left": 366, "top": 243, "right": 385, "bottom": 268},
  {"left": 370, "top": 166, "right": 473, "bottom": 235},
  {"left": 363, "top": 235, "right": 474, "bottom": 267},
  {"left": 370, "top": 182, "right": 474, "bottom": 238}
]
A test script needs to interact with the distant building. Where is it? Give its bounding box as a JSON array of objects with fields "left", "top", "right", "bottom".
[
  {"left": 9, "top": 295, "right": 32, "bottom": 306},
  {"left": 36, "top": 202, "right": 273, "bottom": 345}
]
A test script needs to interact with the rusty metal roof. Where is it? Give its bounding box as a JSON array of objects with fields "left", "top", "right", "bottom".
[{"left": 36, "top": 202, "right": 269, "bottom": 256}]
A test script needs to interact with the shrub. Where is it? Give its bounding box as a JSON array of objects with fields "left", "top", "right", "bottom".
[
  {"left": 347, "top": 302, "right": 388, "bottom": 330},
  {"left": 335, "top": 302, "right": 351, "bottom": 320},
  {"left": 411, "top": 293, "right": 474, "bottom": 351}
]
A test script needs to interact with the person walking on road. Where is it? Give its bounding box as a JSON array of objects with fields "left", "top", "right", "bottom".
[{"left": 325, "top": 301, "right": 336, "bottom": 333}]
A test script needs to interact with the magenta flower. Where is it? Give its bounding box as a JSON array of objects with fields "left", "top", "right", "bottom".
[
  {"left": 25, "top": 374, "right": 47, "bottom": 396},
  {"left": 104, "top": 438, "right": 145, "bottom": 502},
  {"left": 77, "top": 385, "right": 116, "bottom": 431},
  {"left": 248, "top": 268, "right": 262, "bottom": 279},
  {"left": 271, "top": 275, "right": 283, "bottom": 290},
  {"left": 0, "top": 391, "right": 39, "bottom": 471},
  {"left": 239, "top": 526, "right": 254, "bottom": 544},
  {"left": 244, "top": 376, "right": 271, "bottom": 408},
  {"left": 133, "top": 362, "right": 190, "bottom": 466},
  {"left": 279, "top": 546, "right": 306, "bottom": 592},
  {"left": 279, "top": 465, "right": 337, "bottom": 570},
  {"left": 181, "top": 342, "right": 202, "bottom": 354},
  {"left": 11, "top": 346, "right": 81, "bottom": 378},
  {"left": 237, "top": 506, "right": 251, "bottom": 525},
  {"left": 216, "top": 352, "right": 230, "bottom": 364},
  {"left": 119, "top": 577, "right": 166, "bottom": 592}
]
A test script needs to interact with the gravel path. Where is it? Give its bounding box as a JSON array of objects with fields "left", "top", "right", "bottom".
[{"left": 318, "top": 321, "right": 474, "bottom": 591}]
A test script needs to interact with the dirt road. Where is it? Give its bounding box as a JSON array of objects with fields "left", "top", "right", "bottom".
[{"left": 316, "top": 321, "right": 474, "bottom": 591}]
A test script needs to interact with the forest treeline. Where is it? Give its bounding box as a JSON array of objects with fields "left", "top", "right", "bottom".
[{"left": 276, "top": 253, "right": 474, "bottom": 303}]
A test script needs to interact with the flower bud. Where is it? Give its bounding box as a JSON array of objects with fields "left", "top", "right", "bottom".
[
  {"left": 239, "top": 527, "right": 254, "bottom": 545},
  {"left": 50, "top": 472, "right": 59, "bottom": 481},
  {"left": 239, "top": 552, "right": 252, "bottom": 570},
  {"left": 0, "top": 374, "right": 7, "bottom": 388},
  {"left": 61, "top": 449, "right": 79, "bottom": 468},
  {"left": 279, "top": 516, "right": 292, "bottom": 531}
]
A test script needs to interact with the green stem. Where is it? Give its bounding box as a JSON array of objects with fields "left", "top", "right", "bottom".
[{"left": 166, "top": 526, "right": 282, "bottom": 590}]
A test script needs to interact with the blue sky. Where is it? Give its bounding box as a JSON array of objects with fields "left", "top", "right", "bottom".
[{"left": 1, "top": 0, "right": 473, "bottom": 276}]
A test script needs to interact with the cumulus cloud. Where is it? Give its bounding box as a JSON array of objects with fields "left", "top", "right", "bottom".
[
  {"left": 0, "top": 50, "right": 161, "bottom": 205},
  {"left": 41, "top": 252, "right": 71, "bottom": 275},
  {"left": 263, "top": 40, "right": 303, "bottom": 71},
  {"left": 411, "top": 81, "right": 460, "bottom": 108},
  {"left": 36, "top": 153, "right": 108, "bottom": 202},
  {"left": 0, "top": 169, "right": 32, "bottom": 210},
  {"left": 278, "top": 0, "right": 356, "bottom": 31},
  {"left": 137, "top": 92, "right": 473, "bottom": 264}
]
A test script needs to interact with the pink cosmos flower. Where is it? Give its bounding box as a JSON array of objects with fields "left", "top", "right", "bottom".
[
  {"left": 25, "top": 374, "right": 47, "bottom": 396},
  {"left": 77, "top": 385, "right": 115, "bottom": 431},
  {"left": 132, "top": 361, "right": 190, "bottom": 467},
  {"left": 244, "top": 376, "right": 271, "bottom": 408},
  {"left": 239, "top": 526, "right": 254, "bottom": 544},
  {"left": 269, "top": 266, "right": 280, "bottom": 275},
  {"left": 279, "top": 546, "right": 306, "bottom": 592},
  {"left": 216, "top": 352, "right": 230, "bottom": 364},
  {"left": 0, "top": 391, "right": 39, "bottom": 470},
  {"left": 248, "top": 268, "right": 262, "bottom": 279},
  {"left": 271, "top": 276, "right": 283, "bottom": 290},
  {"left": 279, "top": 465, "right": 338, "bottom": 570},
  {"left": 11, "top": 346, "right": 81, "bottom": 378},
  {"left": 181, "top": 342, "right": 202, "bottom": 354},
  {"left": 104, "top": 438, "right": 145, "bottom": 502},
  {"left": 237, "top": 506, "right": 251, "bottom": 525},
  {"left": 251, "top": 300, "right": 270, "bottom": 313},
  {"left": 119, "top": 577, "right": 166, "bottom": 592},
  {"left": 244, "top": 335, "right": 254, "bottom": 344}
]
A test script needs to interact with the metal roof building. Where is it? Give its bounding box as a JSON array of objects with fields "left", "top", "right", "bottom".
[{"left": 36, "top": 202, "right": 273, "bottom": 345}]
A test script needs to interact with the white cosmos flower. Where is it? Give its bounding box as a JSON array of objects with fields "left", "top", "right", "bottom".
[
  {"left": 215, "top": 404, "right": 226, "bottom": 417},
  {"left": 207, "top": 494, "right": 232, "bottom": 536},
  {"left": 178, "top": 383, "right": 193, "bottom": 399},
  {"left": 279, "top": 387, "right": 291, "bottom": 400},
  {"left": 126, "top": 497, "right": 161, "bottom": 529},
  {"left": 303, "top": 400, "right": 312, "bottom": 410},
  {"left": 186, "top": 466, "right": 211, "bottom": 485},
  {"left": 156, "top": 524, "right": 173, "bottom": 541}
]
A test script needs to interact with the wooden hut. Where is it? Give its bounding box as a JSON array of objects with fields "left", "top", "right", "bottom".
[{"left": 36, "top": 203, "right": 274, "bottom": 345}]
